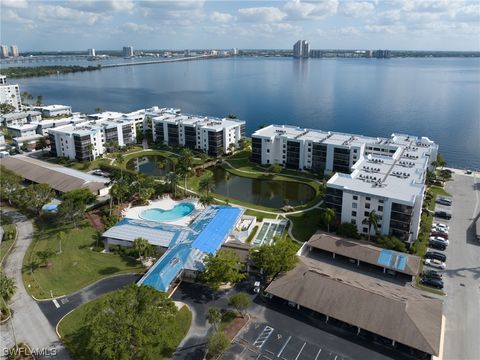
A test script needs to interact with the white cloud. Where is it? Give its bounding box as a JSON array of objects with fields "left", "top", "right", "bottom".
[
  {"left": 58, "top": 0, "right": 136, "bottom": 13},
  {"left": 341, "top": 1, "right": 375, "bottom": 17},
  {"left": 337, "top": 26, "right": 361, "bottom": 35},
  {"left": 123, "top": 22, "right": 155, "bottom": 33},
  {"left": 36, "top": 5, "right": 104, "bottom": 25},
  {"left": 210, "top": 11, "right": 234, "bottom": 23},
  {"left": 237, "top": 7, "right": 287, "bottom": 22},
  {"left": 1, "top": 0, "right": 28, "bottom": 9},
  {"left": 284, "top": 0, "right": 338, "bottom": 20}
]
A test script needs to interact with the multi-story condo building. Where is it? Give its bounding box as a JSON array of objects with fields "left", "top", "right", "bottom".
[
  {"left": 1, "top": 111, "right": 42, "bottom": 127},
  {"left": 0, "top": 45, "right": 9, "bottom": 59},
  {"left": 151, "top": 109, "right": 246, "bottom": 156},
  {"left": 88, "top": 48, "right": 96, "bottom": 57},
  {"left": 251, "top": 125, "right": 438, "bottom": 243},
  {"left": 0, "top": 75, "right": 21, "bottom": 111},
  {"left": 49, "top": 118, "right": 136, "bottom": 161},
  {"left": 33, "top": 105, "right": 72, "bottom": 118},
  {"left": 123, "top": 46, "right": 133, "bottom": 58},
  {"left": 293, "top": 40, "right": 309, "bottom": 58},
  {"left": 10, "top": 45, "right": 19, "bottom": 57}
]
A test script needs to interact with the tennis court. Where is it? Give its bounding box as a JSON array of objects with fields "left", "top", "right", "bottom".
[{"left": 253, "top": 219, "right": 288, "bottom": 246}]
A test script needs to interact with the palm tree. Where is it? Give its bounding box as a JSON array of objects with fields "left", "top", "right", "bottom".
[
  {"left": 199, "top": 195, "right": 214, "bottom": 207},
  {"left": 206, "top": 307, "right": 222, "bottom": 330},
  {"left": 178, "top": 149, "right": 194, "bottom": 196},
  {"left": 321, "top": 208, "right": 336, "bottom": 233},
  {"left": 86, "top": 143, "right": 95, "bottom": 162},
  {"left": 95, "top": 107, "right": 102, "bottom": 113},
  {"left": 0, "top": 272, "right": 16, "bottom": 302},
  {"left": 35, "top": 95, "right": 43, "bottom": 106},
  {"left": 115, "top": 153, "right": 125, "bottom": 180},
  {"left": 367, "top": 210, "right": 379, "bottom": 242},
  {"left": 166, "top": 172, "right": 178, "bottom": 197},
  {"left": 199, "top": 172, "right": 215, "bottom": 196},
  {"left": 133, "top": 237, "right": 149, "bottom": 261},
  {"left": 57, "top": 231, "right": 66, "bottom": 254},
  {"left": 170, "top": 157, "right": 178, "bottom": 173}
]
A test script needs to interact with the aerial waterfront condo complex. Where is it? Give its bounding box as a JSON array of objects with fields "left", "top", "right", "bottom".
[
  {"left": 251, "top": 125, "right": 438, "bottom": 243},
  {"left": 49, "top": 117, "right": 136, "bottom": 161},
  {"left": 151, "top": 109, "right": 246, "bottom": 156}
]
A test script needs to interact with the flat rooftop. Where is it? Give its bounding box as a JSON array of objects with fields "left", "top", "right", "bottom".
[
  {"left": 265, "top": 255, "right": 443, "bottom": 356},
  {"left": 152, "top": 109, "right": 245, "bottom": 130},
  {"left": 49, "top": 118, "right": 133, "bottom": 136}
]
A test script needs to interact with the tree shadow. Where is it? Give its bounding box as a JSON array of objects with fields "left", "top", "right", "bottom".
[{"left": 98, "top": 266, "right": 120, "bottom": 275}]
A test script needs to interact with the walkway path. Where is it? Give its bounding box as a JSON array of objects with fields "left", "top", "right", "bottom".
[{"left": 0, "top": 209, "right": 70, "bottom": 359}]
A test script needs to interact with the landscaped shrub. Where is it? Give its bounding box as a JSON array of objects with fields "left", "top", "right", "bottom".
[{"left": 336, "top": 223, "right": 360, "bottom": 239}]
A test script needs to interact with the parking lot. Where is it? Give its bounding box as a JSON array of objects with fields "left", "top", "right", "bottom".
[
  {"left": 434, "top": 171, "right": 480, "bottom": 360},
  {"left": 222, "top": 321, "right": 351, "bottom": 360}
]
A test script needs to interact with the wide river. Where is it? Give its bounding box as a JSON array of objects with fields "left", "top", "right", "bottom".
[{"left": 14, "top": 57, "right": 480, "bottom": 169}]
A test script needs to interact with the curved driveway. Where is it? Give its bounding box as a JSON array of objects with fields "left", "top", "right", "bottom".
[{"left": 0, "top": 210, "right": 70, "bottom": 359}]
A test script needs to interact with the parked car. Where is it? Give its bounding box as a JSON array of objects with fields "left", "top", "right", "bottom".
[
  {"left": 436, "top": 197, "right": 452, "bottom": 206},
  {"left": 420, "top": 277, "right": 444, "bottom": 289},
  {"left": 429, "top": 240, "right": 447, "bottom": 251},
  {"left": 425, "top": 258, "right": 446, "bottom": 270},
  {"left": 429, "top": 236, "right": 449, "bottom": 245},
  {"left": 431, "top": 230, "right": 448, "bottom": 239},
  {"left": 465, "top": 169, "right": 472, "bottom": 175},
  {"left": 425, "top": 251, "right": 447, "bottom": 262},
  {"left": 435, "top": 211, "right": 452, "bottom": 220},
  {"left": 432, "top": 222, "right": 449, "bottom": 231},
  {"left": 422, "top": 269, "right": 443, "bottom": 280}
]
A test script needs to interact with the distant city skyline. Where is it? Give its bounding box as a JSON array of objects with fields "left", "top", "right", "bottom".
[{"left": 1, "top": 0, "right": 479, "bottom": 52}]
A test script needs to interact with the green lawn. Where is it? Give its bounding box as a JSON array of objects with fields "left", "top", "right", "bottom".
[
  {"left": 0, "top": 223, "right": 16, "bottom": 264},
  {"left": 244, "top": 209, "right": 278, "bottom": 222},
  {"left": 39, "top": 153, "right": 111, "bottom": 172},
  {"left": 245, "top": 226, "right": 259, "bottom": 244},
  {"left": 287, "top": 208, "right": 322, "bottom": 242},
  {"left": 22, "top": 220, "right": 143, "bottom": 299},
  {"left": 58, "top": 295, "right": 192, "bottom": 360},
  {"left": 429, "top": 185, "right": 451, "bottom": 197}
]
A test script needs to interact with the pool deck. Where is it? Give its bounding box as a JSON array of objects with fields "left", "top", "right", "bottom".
[{"left": 122, "top": 196, "right": 201, "bottom": 227}]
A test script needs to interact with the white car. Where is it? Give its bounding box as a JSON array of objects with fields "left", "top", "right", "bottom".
[
  {"left": 432, "top": 222, "right": 449, "bottom": 231},
  {"left": 431, "top": 225, "right": 449, "bottom": 234},
  {"left": 429, "top": 236, "right": 449, "bottom": 245},
  {"left": 425, "top": 258, "right": 446, "bottom": 270}
]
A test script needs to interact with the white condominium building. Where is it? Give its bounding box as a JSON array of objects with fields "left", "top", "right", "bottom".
[
  {"left": 251, "top": 125, "right": 438, "bottom": 243},
  {"left": 49, "top": 118, "right": 136, "bottom": 161},
  {"left": 151, "top": 109, "right": 246, "bottom": 156},
  {"left": 33, "top": 105, "right": 72, "bottom": 118},
  {"left": 0, "top": 75, "right": 21, "bottom": 111}
]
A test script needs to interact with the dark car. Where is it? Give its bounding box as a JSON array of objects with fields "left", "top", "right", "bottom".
[
  {"left": 435, "top": 211, "right": 452, "bottom": 220},
  {"left": 420, "top": 277, "right": 444, "bottom": 289},
  {"left": 425, "top": 251, "right": 447, "bottom": 262},
  {"left": 436, "top": 198, "right": 452, "bottom": 206},
  {"left": 430, "top": 231, "right": 448, "bottom": 239},
  {"left": 422, "top": 270, "right": 442, "bottom": 280},
  {"left": 429, "top": 240, "right": 447, "bottom": 251}
]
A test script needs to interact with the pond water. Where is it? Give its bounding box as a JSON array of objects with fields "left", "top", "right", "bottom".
[
  {"left": 128, "top": 155, "right": 315, "bottom": 208},
  {"left": 126, "top": 155, "right": 172, "bottom": 177},
  {"left": 209, "top": 167, "right": 315, "bottom": 208}
]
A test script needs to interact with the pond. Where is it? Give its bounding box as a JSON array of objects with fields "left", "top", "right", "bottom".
[
  {"left": 126, "top": 155, "right": 173, "bottom": 177},
  {"left": 127, "top": 155, "right": 316, "bottom": 208},
  {"left": 209, "top": 167, "right": 315, "bottom": 208}
]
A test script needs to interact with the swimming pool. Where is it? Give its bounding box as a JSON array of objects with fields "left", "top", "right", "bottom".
[{"left": 139, "top": 203, "right": 195, "bottom": 222}]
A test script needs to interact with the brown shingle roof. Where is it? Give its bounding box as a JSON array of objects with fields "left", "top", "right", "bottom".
[
  {"left": 1, "top": 156, "right": 108, "bottom": 194},
  {"left": 307, "top": 232, "right": 421, "bottom": 276},
  {"left": 265, "top": 256, "right": 443, "bottom": 356}
]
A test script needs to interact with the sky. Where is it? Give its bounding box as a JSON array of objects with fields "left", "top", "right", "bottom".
[{"left": 1, "top": 0, "right": 479, "bottom": 52}]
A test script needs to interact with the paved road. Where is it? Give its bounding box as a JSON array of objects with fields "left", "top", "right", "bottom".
[
  {"left": 441, "top": 172, "right": 480, "bottom": 360},
  {"left": 0, "top": 210, "right": 70, "bottom": 359},
  {"left": 37, "top": 273, "right": 141, "bottom": 327}
]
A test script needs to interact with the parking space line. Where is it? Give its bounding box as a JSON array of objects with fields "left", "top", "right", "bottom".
[
  {"left": 277, "top": 336, "right": 291, "bottom": 358},
  {"left": 314, "top": 348, "right": 322, "bottom": 360},
  {"left": 294, "top": 342, "right": 306, "bottom": 360},
  {"left": 253, "top": 326, "right": 274, "bottom": 349},
  {"left": 52, "top": 299, "right": 60, "bottom": 308}
]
